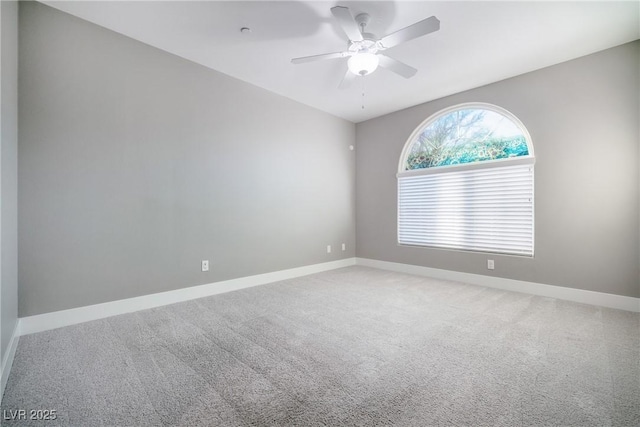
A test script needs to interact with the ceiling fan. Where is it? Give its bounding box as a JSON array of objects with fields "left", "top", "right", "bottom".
[{"left": 291, "top": 6, "right": 440, "bottom": 88}]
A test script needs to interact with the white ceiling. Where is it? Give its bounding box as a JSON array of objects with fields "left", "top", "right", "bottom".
[{"left": 43, "top": 1, "right": 639, "bottom": 123}]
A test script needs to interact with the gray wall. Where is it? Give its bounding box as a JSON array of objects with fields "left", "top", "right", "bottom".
[
  {"left": 19, "top": 2, "right": 355, "bottom": 317},
  {"left": 356, "top": 41, "right": 640, "bottom": 298},
  {"left": 1, "top": 0, "right": 19, "bottom": 364}
]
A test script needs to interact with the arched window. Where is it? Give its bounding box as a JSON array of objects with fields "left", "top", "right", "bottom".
[{"left": 397, "top": 103, "right": 535, "bottom": 256}]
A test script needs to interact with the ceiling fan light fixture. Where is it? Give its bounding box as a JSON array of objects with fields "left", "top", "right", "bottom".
[
  {"left": 291, "top": 6, "right": 440, "bottom": 87},
  {"left": 348, "top": 52, "right": 379, "bottom": 76}
]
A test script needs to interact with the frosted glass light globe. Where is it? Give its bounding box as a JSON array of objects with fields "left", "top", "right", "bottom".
[{"left": 348, "top": 53, "right": 379, "bottom": 76}]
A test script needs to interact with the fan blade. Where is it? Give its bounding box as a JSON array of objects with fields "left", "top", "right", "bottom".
[
  {"left": 379, "top": 16, "right": 440, "bottom": 49},
  {"left": 378, "top": 55, "right": 417, "bottom": 79},
  {"left": 331, "top": 6, "right": 363, "bottom": 42},
  {"left": 291, "top": 51, "right": 350, "bottom": 64},
  {"left": 338, "top": 69, "right": 356, "bottom": 89}
]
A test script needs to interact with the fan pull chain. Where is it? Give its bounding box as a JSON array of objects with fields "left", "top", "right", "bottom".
[{"left": 361, "top": 76, "right": 366, "bottom": 110}]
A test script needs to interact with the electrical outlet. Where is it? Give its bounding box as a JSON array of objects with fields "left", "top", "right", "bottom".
[
  {"left": 201, "top": 260, "right": 209, "bottom": 272},
  {"left": 327, "top": 245, "right": 332, "bottom": 254},
  {"left": 487, "top": 259, "right": 495, "bottom": 270},
  {"left": 342, "top": 243, "right": 346, "bottom": 251}
]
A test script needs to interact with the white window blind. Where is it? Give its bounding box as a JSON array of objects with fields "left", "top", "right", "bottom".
[{"left": 398, "top": 161, "right": 534, "bottom": 256}]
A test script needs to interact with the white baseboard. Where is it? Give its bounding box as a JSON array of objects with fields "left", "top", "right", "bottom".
[
  {"left": 18, "top": 255, "right": 638, "bottom": 338},
  {"left": 19, "top": 258, "right": 356, "bottom": 336},
  {"left": 356, "top": 258, "right": 640, "bottom": 313},
  {"left": 1, "top": 321, "right": 20, "bottom": 400}
]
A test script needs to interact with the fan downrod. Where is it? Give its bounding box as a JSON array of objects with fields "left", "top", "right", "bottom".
[{"left": 354, "top": 13, "right": 371, "bottom": 33}]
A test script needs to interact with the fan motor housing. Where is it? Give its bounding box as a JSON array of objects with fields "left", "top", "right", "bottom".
[{"left": 348, "top": 37, "right": 379, "bottom": 55}]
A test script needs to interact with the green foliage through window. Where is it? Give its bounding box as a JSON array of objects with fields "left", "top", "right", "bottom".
[{"left": 405, "top": 108, "right": 530, "bottom": 170}]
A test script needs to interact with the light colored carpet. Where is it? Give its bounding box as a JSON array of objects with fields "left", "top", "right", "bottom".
[{"left": 2, "top": 266, "right": 638, "bottom": 426}]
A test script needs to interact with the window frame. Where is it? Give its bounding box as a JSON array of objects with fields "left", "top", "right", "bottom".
[
  {"left": 396, "top": 102, "right": 536, "bottom": 257},
  {"left": 398, "top": 102, "right": 535, "bottom": 174}
]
